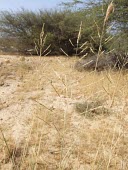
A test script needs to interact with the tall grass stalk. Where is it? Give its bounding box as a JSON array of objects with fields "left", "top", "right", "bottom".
[
  {"left": 68, "top": 21, "right": 89, "bottom": 58},
  {"left": 34, "top": 23, "right": 51, "bottom": 57},
  {"left": 95, "top": 1, "right": 115, "bottom": 69},
  {"left": 76, "top": 21, "right": 82, "bottom": 55}
]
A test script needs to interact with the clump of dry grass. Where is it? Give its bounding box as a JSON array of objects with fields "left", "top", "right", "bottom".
[
  {"left": 0, "top": 2, "right": 127, "bottom": 169},
  {"left": 0, "top": 126, "right": 22, "bottom": 169},
  {"left": 75, "top": 99, "right": 111, "bottom": 118}
]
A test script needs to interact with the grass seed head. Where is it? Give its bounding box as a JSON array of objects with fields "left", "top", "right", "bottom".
[{"left": 104, "top": 1, "right": 114, "bottom": 24}]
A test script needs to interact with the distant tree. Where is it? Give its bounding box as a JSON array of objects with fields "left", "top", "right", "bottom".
[
  {"left": 60, "top": 0, "right": 84, "bottom": 11},
  {"left": 106, "top": 0, "right": 128, "bottom": 52},
  {"left": 113, "top": 0, "right": 128, "bottom": 32},
  {"left": 0, "top": 9, "right": 42, "bottom": 53},
  {"left": 0, "top": 0, "right": 127, "bottom": 55},
  {"left": 82, "top": 0, "right": 128, "bottom": 52}
]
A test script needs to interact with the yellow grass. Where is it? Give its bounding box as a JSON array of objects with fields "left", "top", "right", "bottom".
[{"left": 0, "top": 55, "right": 128, "bottom": 170}]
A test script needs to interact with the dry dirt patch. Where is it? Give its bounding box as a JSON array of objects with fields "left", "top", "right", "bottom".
[
  {"left": 0, "top": 56, "right": 37, "bottom": 146},
  {"left": 0, "top": 55, "right": 128, "bottom": 170}
]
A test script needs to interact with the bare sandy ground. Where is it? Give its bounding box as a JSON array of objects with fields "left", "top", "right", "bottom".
[
  {"left": 0, "top": 55, "right": 79, "bottom": 146},
  {"left": 0, "top": 55, "right": 128, "bottom": 169},
  {"left": 0, "top": 56, "right": 35, "bottom": 146}
]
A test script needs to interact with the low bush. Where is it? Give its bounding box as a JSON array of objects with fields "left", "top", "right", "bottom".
[{"left": 74, "top": 52, "right": 128, "bottom": 71}]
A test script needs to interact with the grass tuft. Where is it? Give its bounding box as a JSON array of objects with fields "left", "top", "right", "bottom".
[{"left": 75, "top": 100, "right": 111, "bottom": 118}]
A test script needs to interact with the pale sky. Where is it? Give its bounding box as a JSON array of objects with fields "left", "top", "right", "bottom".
[{"left": 0, "top": 0, "right": 69, "bottom": 11}]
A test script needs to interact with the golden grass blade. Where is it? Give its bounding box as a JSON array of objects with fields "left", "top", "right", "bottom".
[
  {"left": 94, "top": 20, "right": 101, "bottom": 38},
  {"left": 77, "top": 21, "right": 82, "bottom": 45},
  {"left": 42, "top": 44, "right": 51, "bottom": 55},
  {"left": 79, "top": 41, "right": 88, "bottom": 49},
  {"left": 69, "top": 39, "right": 74, "bottom": 47},
  {"left": 60, "top": 48, "right": 69, "bottom": 56},
  {"left": 105, "top": 36, "right": 114, "bottom": 44}
]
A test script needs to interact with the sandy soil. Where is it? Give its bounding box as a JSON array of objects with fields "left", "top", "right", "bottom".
[
  {"left": 0, "top": 55, "right": 128, "bottom": 170},
  {"left": 0, "top": 55, "right": 79, "bottom": 146},
  {"left": 0, "top": 56, "right": 35, "bottom": 146}
]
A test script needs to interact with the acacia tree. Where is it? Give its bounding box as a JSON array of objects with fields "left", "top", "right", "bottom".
[
  {"left": 113, "top": 0, "right": 128, "bottom": 31},
  {"left": 83, "top": 0, "right": 128, "bottom": 52},
  {"left": 103, "top": 0, "right": 128, "bottom": 52},
  {"left": 0, "top": 0, "right": 127, "bottom": 55},
  {"left": 0, "top": 9, "right": 42, "bottom": 53}
]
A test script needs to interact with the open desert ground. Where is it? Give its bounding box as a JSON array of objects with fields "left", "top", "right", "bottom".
[{"left": 0, "top": 55, "right": 128, "bottom": 170}]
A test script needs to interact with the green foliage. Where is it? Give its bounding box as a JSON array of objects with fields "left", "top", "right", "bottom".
[
  {"left": 0, "top": 0, "right": 127, "bottom": 55},
  {"left": 87, "top": 0, "right": 128, "bottom": 53},
  {"left": 0, "top": 8, "right": 96, "bottom": 55},
  {"left": 112, "top": 0, "right": 128, "bottom": 52},
  {"left": 113, "top": 0, "right": 128, "bottom": 30},
  {"left": 108, "top": 32, "right": 128, "bottom": 52},
  {"left": 0, "top": 9, "right": 42, "bottom": 53}
]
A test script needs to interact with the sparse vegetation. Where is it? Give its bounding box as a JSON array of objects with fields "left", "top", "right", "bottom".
[
  {"left": 0, "top": 56, "right": 128, "bottom": 170},
  {"left": 0, "top": 0, "right": 128, "bottom": 170},
  {"left": 74, "top": 52, "right": 128, "bottom": 71}
]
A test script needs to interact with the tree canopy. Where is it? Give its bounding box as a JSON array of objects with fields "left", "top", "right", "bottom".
[{"left": 0, "top": 0, "right": 127, "bottom": 55}]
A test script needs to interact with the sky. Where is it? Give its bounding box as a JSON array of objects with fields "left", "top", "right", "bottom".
[{"left": 0, "top": 0, "right": 68, "bottom": 11}]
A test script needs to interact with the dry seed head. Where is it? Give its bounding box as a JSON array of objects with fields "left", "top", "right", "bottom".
[
  {"left": 77, "top": 21, "right": 82, "bottom": 45},
  {"left": 104, "top": 1, "right": 114, "bottom": 24}
]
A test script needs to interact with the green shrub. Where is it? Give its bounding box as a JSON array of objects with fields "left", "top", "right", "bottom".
[{"left": 0, "top": 0, "right": 127, "bottom": 55}]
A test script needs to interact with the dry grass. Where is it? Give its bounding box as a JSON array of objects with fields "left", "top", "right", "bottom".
[
  {"left": 0, "top": 55, "right": 127, "bottom": 170},
  {"left": 34, "top": 23, "right": 51, "bottom": 57},
  {"left": 104, "top": 2, "right": 114, "bottom": 25},
  {"left": 0, "top": 2, "right": 127, "bottom": 169}
]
